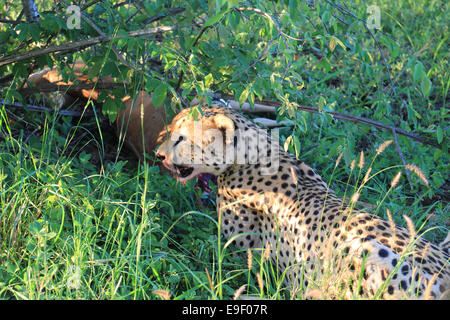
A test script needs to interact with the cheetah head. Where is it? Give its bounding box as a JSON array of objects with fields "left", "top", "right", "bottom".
[{"left": 156, "top": 107, "right": 236, "bottom": 182}]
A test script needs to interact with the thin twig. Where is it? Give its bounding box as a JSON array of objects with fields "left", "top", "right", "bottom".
[
  {"left": 392, "top": 128, "right": 413, "bottom": 189},
  {"left": 1, "top": 100, "right": 91, "bottom": 117},
  {"left": 175, "top": 24, "right": 211, "bottom": 91},
  {"left": 323, "top": 0, "right": 396, "bottom": 95},
  {"left": 60, "top": 0, "right": 138, "bottom": 72},
  {"left": 235, "top": 7, "right": 305, "bottom": 42},
  {"left": 0, "top": 18, "right": 21, "bottom": 25},
  {"left": 142, "top": 8, "right": 186, "bottom": 25},
  {"left": 234, "top": 7, "right": 306, "bottom": 82},
  {"left": 80, "top": 0, "right": 102, "bottom": 12}
]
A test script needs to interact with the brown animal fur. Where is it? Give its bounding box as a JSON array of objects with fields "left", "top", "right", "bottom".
[{"left": 27, "top": 62, "right": 168, "bottom": 161}]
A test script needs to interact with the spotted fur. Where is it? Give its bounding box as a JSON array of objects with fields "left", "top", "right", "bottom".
[{"left": 156, "top": 105, "right": 450, "bottom": 299}]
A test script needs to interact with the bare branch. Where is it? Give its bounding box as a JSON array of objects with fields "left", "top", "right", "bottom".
[
  {"left": 0, "top": 18, "right": 21, "bottom": 25},
  {"left": 21, "top": 0, "right": 39, "bottom": 22}
]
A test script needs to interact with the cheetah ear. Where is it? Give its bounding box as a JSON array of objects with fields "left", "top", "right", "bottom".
[{"left": 213, "top": 114, "right": 235, "bottom": 145}]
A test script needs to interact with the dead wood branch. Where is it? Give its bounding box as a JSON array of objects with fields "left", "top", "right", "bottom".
[
  {"left": 218, "top": 93, "right": 440, "bottom": 149},
  {"left": 1, "top": 100, "right": 91, "bottom": 117},
  {"left": 19, "top": 82, "right": 127, "bottom": 95}
]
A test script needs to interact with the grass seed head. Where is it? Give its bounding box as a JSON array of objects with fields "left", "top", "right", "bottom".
[
  {"left": 358, "top": 151, "right": 365, "bottom": 169},
  {"left": 363, "top": 167, "right": 372, "bottom": 183},
  {"left": 335, "top": 152, "right": 343, "bottom": 168},
  {"left": 153, "top": 289, "right": 171, "bottom": 300},
  {"left": 386, "top": 209, "right": 396, "bottom": 232},
  {"left": 263, "top": 243, "right": 271, "bottom": 261},
  {"left": 403, "top": 215, "right": 416, "bottom": 240},
  {"left": 247, "top": 249, "right": 253, "bottom": 270},
  {"left": 376, "top": 140, "right": 393, "bottom": 155},
  {"left": 257, "top": 272, "right": 264, "bottom": 292},
  {"left": 406, "top": 164, "right": 429, "bottom": 186},
  {"left": 423, "top": 273, "right": 439, "bottom": 300},
  {"left": 390, "top": 171, "right": 402, "bottom": 188},
  {"left": 233, "top": 285, "right": 246, "bottom": 300},
  {"left": 350, "top": 159, "right": 356, "bottom": 171},
  {"left": 350, "top": 192, "right": 360, "bottom": 204}
]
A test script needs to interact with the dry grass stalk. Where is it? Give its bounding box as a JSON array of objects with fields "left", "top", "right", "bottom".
[
  {"left": 358, "top": 151, "right": 365, "bottom": 169},
  {"left": 233, "top": 285, "right": 246, "bottom": 300},
  {"left": 153, "top": 289, "right": 171, "bottom": 300},
  {"left": 289, "top": 166, "right": 298, "bottom": 184},
  {"left": 257, "top": 272, "right": 264, "bottom": 292},
  {"left": 376, "top": 140, "right": 393, "bottom": 155},
  {"left": 405, "top": 164, "right": 429, "bottom": 186},
  {"left": 205, "top": 267, "right": 214, "bottom": 293},
  {"left": 350, "top": 192, "right": 360, "bottom": 204},
  {"left": 363, "top": 167, "right": 372, "bottom": 183},
  {"left": 335, "top": 152, "right": 343, "bottom": 168},
  {"left": 350, "top": 159, "right": 356, "bottom": 171},
  {"left": 390, "top": 171, "right": 402, "bottom": 188},
  {"left": 386, "top": 209, "right": 396, "bottom": 232},
  {"left": 403, "top": 215, "right": 417, "bottom": 240},
  {"left": 263, "top": 243, "right": 271, "bottom": 262},
  {"left": 247, "top": 249, "right": 253, "bottom": 270}
]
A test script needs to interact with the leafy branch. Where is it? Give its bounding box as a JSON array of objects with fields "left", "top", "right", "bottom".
[{"left": 0, "top": 24, "right": 196, "bottom": 67}]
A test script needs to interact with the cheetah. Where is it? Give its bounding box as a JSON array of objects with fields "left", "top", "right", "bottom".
[{"left": 156, "top": 104, "right": 450, "bottom": 299}]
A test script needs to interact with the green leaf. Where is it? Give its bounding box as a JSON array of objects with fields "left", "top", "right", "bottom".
[
  {"left": 329, "top": 37, "right": 336, "bottom": 52},
  {"left": 284, "top": 136, "right": 292, "bottom": 153},
  {"left": 103, "top": 97, "right": 118, "bottom": 122},
  {"left": 239, "top": 88, "right": 249, "bottom": 105},
  {"left": 16, "top": 24, "right": 29, "bottom": 41},
  {"left": 204, "top": 73, "right": 214, "bottom": 87},
  {"left": 292, "top": 135, "right": 301, "bottom": 158},
  {"left": 436, "top": 126, "right": 443, "bottom": 144},
  {"left": 152, "top": 83, "right": 168, "bottom": 108},
  {"left": 28, "top": 23, "right": 40, "bottom": 41},
  {"left": 0, "top": 31, "right": 10, "bottom": 42},
  {"left": 413, "top": 61, "right": 425, "bottom": 83},
  {"left": 228, "top": 11, "right": 240, "bottom": 28},
  {"left": 204, "top": 10, "right": 229, "bottom": 27},
  {"left": 420, "top": 76, "right": 432, "bottom": 98}
]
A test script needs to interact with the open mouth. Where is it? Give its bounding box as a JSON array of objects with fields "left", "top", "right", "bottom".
[
  {"left": 160, "top": 159, "right": 199, "bottom": 182},
  {"left": 174, "top": 164, "right": 194, "bottom": 178}
]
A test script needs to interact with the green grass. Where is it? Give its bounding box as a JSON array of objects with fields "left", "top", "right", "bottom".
[
  {"left": 0, "top": 103, "right": 445, "bottom": 300},
  {"left": 0, "top": 0, "right": 449, "bottom": 299}
]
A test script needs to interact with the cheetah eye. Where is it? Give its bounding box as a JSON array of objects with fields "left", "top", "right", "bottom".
[{"left": 173, "top": 135, "right": 184, "bottom": 147}]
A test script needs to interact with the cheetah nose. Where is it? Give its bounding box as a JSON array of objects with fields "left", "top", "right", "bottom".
[{"left": 156, "top": 151, "right": 165, "bottom": 161}]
